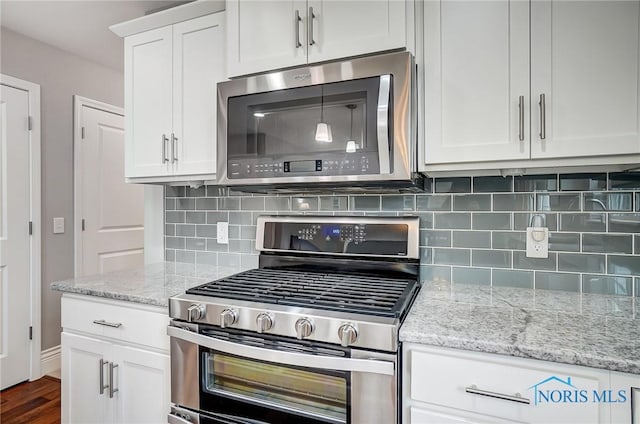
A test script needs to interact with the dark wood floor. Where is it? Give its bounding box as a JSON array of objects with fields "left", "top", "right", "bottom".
[{"left": 0, "top": 376, "right": 60, "bottom": 424}]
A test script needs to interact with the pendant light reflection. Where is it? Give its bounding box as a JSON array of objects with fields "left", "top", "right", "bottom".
[
  {"left": 315, "top": 85, "right": 333, "bottom": 142},
  {"left": 345, "top": 104, "right": 357, "bottom": 153}
]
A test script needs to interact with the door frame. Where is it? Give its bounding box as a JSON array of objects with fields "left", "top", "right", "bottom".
[
  {"left": 72, "top": 96, "right": 124, "bottom": 277},
  {"left": 0, "top": 74, "right": 42, "bottom": 381}
]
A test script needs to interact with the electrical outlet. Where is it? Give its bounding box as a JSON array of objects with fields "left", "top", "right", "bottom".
[
  {"left": 217, "top": 221, "right": 229, "bottom": 244},
  {"left": 526, "top": 226, "right": 549, "bottom": 258},
  {"left": 53, "top": 217, "right": 65, "bottom": 234}
]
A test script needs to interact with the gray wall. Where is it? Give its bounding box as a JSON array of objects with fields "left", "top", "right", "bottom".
[
  {"left": 1, "top": 27, "right": 124, "bottom": 349},
  {"left": 165, "top": 173, "right": 640, "bottom": 297}
]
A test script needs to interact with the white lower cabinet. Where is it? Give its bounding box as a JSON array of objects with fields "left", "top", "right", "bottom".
[
  {"left": 61, "top": 295, "right": 170, "bottom": 424},
  {"left": 403, "top": 344, "right": 640, "bottom": 424}
]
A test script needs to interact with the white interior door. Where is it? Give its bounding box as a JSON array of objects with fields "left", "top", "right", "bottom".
[
  {"left": 78, "top": 103, "right": 144, "bottom": 276},
  {"left": 0, "top": 83, "right": 31, "bottom": 390}
]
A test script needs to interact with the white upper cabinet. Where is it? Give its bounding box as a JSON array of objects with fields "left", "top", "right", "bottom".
[
  {"left": 423, "top": 0, "right": 640, "bottom": 171},
  {"left": 173, "top": 13, "right": 225, "bottom": 176},
  {"left": 226, "top": 0, "right": 408, "bottom": 78},
  {"left": 530, "top": 0, "right": 640, "bottom": 159},
  {"left": 226, "top": 0, "right": 307, "bottom": 78},
  {"left": 306, "top": 0, "right": 406, "bottom": 64},
  {"left": 424, "top": 0, "right": 530, "bottom": 164},
  {"left": 124, "top": 13, "right": 224, "bottom": 181},
  {"left": 124, "top": 26, "right": 173, "bottom": 178}
]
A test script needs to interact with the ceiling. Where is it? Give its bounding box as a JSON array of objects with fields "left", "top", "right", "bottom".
[{"left": 1, "top": 1, "right": 189, "bottom": 72}]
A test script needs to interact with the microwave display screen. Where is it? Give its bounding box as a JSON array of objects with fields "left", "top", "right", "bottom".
[{"left": 226, "top": 76, "right": 392, "bottom": 179}]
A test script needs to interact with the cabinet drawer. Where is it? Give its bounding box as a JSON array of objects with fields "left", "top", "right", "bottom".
[
  {"left": 62, "top": 295, "right": 170, "bottom": 351},
  {"left": 409, "top": 347, "right": 605, "bottom": 423}
]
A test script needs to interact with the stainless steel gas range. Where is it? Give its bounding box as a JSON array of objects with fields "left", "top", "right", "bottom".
[{"left": 167, "top": 215, "right": 421, "bottom": 424}]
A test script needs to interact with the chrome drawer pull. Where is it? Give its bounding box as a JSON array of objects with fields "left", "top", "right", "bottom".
[
  {"left": 539, "top": 93, "right": 546, "bottom": 140},
  {"left": 93, "top": 319, "right": 122, "bottom": 328},
  {"left": 465, "top": 385, "right": 530, "bottom": 405}
]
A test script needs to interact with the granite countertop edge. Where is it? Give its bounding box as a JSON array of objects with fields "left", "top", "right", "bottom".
[
  {"left": 399, "top": 283, "right": 640, "bottom": 376},
  {"left": 399, "top": 331, "right": 640, "bottom": 375}
]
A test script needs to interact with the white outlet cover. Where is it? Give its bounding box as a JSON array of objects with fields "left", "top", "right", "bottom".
[
  {"left": 53, "top": 217, "right": 65, "bottom": 234},
  {"left": 526, "top": 227, "right": 549, "bottom": 258},
  {"left": 217, "top": 221, "right": 229, "bottom": 244}
]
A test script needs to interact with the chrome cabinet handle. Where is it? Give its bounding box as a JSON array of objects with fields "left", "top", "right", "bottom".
[
  {"left": 171, "top": 133, "right": 178, "bottom": 162},
  {"left": 518, "top": 95, "right": 525, "bottom": 141},
  {"left": 539, "top": 93, "right": 546, "bottom": 140},
  {"left": 93, "top": 319, "right": 122, "bottom": 328},
  {"left": 99, "top": 359, "right": 109, "bottom": 394},
  {"left": 465, "top": 385, "right": 530, "bottom": 405},
  {"left": 167, "top": 325, "right": 394, "bottom": 376},
  {"left": 632, "top": 386, "right": 638, "bottom": 424},
  {"left": 162, "top": 134, "right": 169, "bottom": 163},
  {"left": 308, "top": 6, "right": 315, "bottom": 46},
  {"left": 294, "top": 10, "right": 302, "bottom": 48},
  {"left": 108, "top": 362, "right": 119, "bottom": 398}
]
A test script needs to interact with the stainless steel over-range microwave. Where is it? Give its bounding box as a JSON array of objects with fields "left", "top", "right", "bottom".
[{"left": 216, "top": 51, "right": 425, "bottom": 192}]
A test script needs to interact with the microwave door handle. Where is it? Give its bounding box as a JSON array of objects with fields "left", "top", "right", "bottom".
[
  {"left": 376, "top": 74, "right": 392, "bottom": 174},
  {"left": 167, "top": 326, "right": 394, "bottom": 376}
]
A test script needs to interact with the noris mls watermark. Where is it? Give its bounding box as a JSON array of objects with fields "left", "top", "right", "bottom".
[{"left": 528, "top": 376, "right": 628, "bottom": 406}]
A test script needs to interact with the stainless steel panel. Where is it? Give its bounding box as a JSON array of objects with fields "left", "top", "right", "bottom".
[
  {"left": 169, "top": 293, "right": 400, "bottom": 352},
  {"left": 351, "top": 349, "right": 397, "bottom": 423},
  {"left": 168, "top": 326, "right": 395, "bottom": 376},
  {"left": 255, "top": 215, "right": 420, "bottom": 259},
  {"left": 217, "top": 51, "right": 415, "bottom": 187},
  {"left": 170, "top": 324, "right": 200, "bottom": 411}
]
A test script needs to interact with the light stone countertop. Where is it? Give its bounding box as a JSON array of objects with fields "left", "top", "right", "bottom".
[
  {"left": 400, "top": 281, "right": 640, "bottom": 375},
  {"left": 51, "top": 262, "right": 249, "bottom": 308}
]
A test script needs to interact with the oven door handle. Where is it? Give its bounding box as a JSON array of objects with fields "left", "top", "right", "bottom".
[
  {"left": 376, "top": 74, "right": 392, "bottom": 175},
  {"left": 167, "top": 326, "right": 395, "bottom": 376}
]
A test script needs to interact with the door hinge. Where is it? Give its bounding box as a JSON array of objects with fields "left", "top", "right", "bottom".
[
  {"left": 28, "top": 116, "right": 33, "bottom": 131},
  {"left": 28, "top": 221, "right": 33, "bottom": 235},
  {"left": 82, "top": 219, "right": 85, "bottom": 231},
  {"left": 29, "top": 326, "right": 33, "bottom": 340},
  {"left": 81, "top": 127, "right": 85, "bottom": 139}
]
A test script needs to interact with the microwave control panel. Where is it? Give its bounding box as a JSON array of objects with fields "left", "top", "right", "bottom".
[{"left": 228, "top": 153, "right": 381, "bottom": 179}]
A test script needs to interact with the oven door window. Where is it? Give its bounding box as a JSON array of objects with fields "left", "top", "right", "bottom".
[
  {"left": 203, "top": 351, "right": 348, "bottom": 424},
  {"left": 226, "top": 75, "right": 392, "bottom": 179}
]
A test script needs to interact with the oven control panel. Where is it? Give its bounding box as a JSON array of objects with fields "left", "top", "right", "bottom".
[{"left": 261, "top": 218, "right": 413, "bottom": 257}]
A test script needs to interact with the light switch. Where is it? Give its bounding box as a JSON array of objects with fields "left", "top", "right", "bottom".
[
  {"left": 53, "top": 217, "right": 65, "bottom": 234},
  {"left": 217, "top": 222, "right": 229, "bottom": 244}
]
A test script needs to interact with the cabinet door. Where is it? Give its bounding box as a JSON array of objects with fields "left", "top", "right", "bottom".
[
  {"left": 124, "top": 26, "right": 173, "bottom": 178},
  {"left": 61, "top": 332, "right": 111, "bottom": 424},
  {"left": 113, "top": 345, "right": 170, "bottom": 424},
  {"left": 307, "top": 0, "right": 406, "bottom": 64},
  {"left": 226, "top": 0, "right": 307, "bottom": 77},
  {"left": 173, "top": 13, "right": 224, "bottom": 177},
  {"left": 531, "top": 1, "right": 640, "bottom": 158},
  {"left": 423, "top": 0, "right": 530, "bottom": 165},
  {"left": 610, "top": 371, "right": 640, "bottom": 424},
  {"left": 410, "top": 406, "right": 516, "bottom": 424}
]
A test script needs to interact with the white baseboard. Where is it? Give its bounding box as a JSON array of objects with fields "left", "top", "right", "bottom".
[{"left": 41, "top": 345, "right": 61, "bottom": 376}]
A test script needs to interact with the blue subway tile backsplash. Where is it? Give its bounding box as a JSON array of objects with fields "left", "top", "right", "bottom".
[{"left": 165, "top": 172, "right": 640, "bottom": 296}]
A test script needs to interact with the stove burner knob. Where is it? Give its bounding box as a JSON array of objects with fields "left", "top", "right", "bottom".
[
  {"left": 256, "top": 313, "right": 273, "bottom": 333},
  {"left": 220, "top": 309, "right": 238, "bottom": 328},
  {"left": 186, "top": 304, "right": 205, "bottom": 322},
  {"left": 295, "top": 318, "right": 314, "bottom": 339},
  {"left": 338, "top": 324, "right": 358, "bottom": 347}
]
